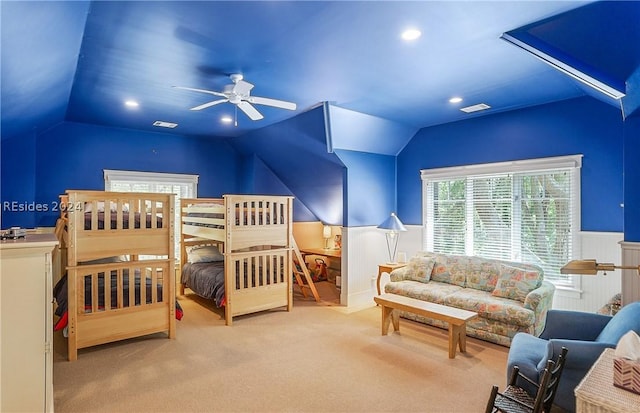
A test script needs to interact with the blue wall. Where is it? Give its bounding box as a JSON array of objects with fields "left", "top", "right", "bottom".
[
  {"left": 2, "top": 96, "right": 635, "bottom": 241},
  {"left": 1, "top": 122, "right": 240, "bottom": 228},
  {"left": 334, "top": 150, "right": 396, "bottom": 227},
  {"left": 230, "top": 106, "right": 345, "bottom": 225},
  {"left": 1, "top": 132, "right": 37, "bottom": 229},
  {"left": 624, "top": 115, "right": 640, "bottom": 241},
  {"left": 397, "top": 97, "right": 625, "bottom": 232}
]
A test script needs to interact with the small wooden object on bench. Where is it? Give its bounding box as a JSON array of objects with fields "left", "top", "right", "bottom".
[{"left": 373, "top": 293, "right": 478, "bottom": 359}]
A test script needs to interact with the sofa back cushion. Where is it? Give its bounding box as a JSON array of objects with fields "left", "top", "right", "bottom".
[
  {"left": 413, "top": 251, "right": 543, "bottom": 293},
  {"left": 430, "top": 253, "right": 467, "bottom": 287},
  {"left": 491, "top": 264, "right": 543, "bottom": 302},
  {"left": 464, "top": 259, "right": 501, "bottom": 292}
]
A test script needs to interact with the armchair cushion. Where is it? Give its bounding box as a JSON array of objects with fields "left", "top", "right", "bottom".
[
  {"left": 596, "top": 301, "right": 640, "bottom": 343},
  {"left": 539, "top": 309, "right": 612, "bottom": 341}
]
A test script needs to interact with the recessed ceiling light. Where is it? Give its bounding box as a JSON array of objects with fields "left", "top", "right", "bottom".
[
  {"left": 124, "top": 100, "right": 139, "bottom": 108},
  {"left": 153, "top": 120, "right": 177, "bottom": 128},
  {"left": 401, "top": 28, "right": 421, "bottom": 41},
  {"left": 460, "top": 103, "right": 491, "bottom": 113},
  {"left": 449, "top": 97, "right": 463, "bottom": 104}
]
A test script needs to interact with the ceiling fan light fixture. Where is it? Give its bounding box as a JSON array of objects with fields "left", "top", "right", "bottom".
[{"left": 174, "top": 74, "right": 296, "bottom": 122}]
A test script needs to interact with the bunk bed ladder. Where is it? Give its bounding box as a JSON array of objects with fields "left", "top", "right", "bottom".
[{"left": 291, "top": 238, "right": 321, "bottom": 302}]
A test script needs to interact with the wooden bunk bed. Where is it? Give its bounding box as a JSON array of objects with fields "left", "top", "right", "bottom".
[
  {"left": 180, "top": 195, "right": 295, "bottom": 325},
  {"left": 54, "top": 190, "right": 176, "bottom": 361}
]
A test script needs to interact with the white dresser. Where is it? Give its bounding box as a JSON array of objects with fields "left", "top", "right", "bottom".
[{"left": 1, "top": 234, "right": 58, "bottom": 413}]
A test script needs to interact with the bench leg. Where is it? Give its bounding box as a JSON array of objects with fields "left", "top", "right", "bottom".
[
  {"left": 381, "top": 306, "right": 400, "bottom": 335},
  {"left": 448, "top": 323, "right": 467, "bottom": 359}
]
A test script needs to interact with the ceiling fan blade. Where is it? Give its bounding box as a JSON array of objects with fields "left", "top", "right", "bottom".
[
  {"left": 237, "top": 101, "right": 264, "bottom": 120},
  {"left": 190, "top": 98, "right": 228, "bottom": 111},
  {"left": 233, "top": 80, "right": 254, "bottom": 96},
  {"left": 249, "top": 96, "right": 297, "bottom": 110},
  {"left": 173, "top": 86, "right": 226, "bottom": 98}
]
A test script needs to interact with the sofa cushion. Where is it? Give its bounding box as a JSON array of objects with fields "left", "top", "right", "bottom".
[
  {"left": 444, "top": 288, "right": 535, "bottom": 327},
  {"left": 430, "top": 254, "right": 467, "bottom": 287},
  {"left": 385, "top": 280, "right": 462, "bottom": 305},
  {"left": 464, "top": 258, "right": 500, "bottom": 292},
  {"left": 491, "top": 264, "right": 542, "bottom": 302},
  {"left": 404, "top": 256, "right": 436, "bottom": 283}
]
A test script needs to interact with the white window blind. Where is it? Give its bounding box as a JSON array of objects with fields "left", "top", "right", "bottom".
[
  {"left": 422, "top": 155, "right": 582, "bottom": 290},
  {"left": 103, "top": 170, "right": 199, "bottom": 261}
]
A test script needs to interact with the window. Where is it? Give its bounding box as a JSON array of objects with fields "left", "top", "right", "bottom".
[
  {"left": 422, "top": 155, "right": 582, "bottom": 291},
  {"left": 104, "top": 169, "right": 199, "bottom": 261}
]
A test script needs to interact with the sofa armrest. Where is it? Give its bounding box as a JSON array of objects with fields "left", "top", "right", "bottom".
[
  {"left": 523, "top": 281, "right": 555, "bottom": 336},
  {"left": 389, "top": 266, "right": 411, "bottom": 282},
  {"left": 540, "top": 309, "right": 612, "bottom": 341}
]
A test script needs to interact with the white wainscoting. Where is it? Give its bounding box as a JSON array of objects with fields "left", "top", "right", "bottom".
[
  {"left": 553, "top": 231, "right": 623, "bottom": 313},
  {"left": 342, "top": 226, "right": 623, "bottom": 313},
  {"left": 621, "top": 241, "right": 640, "bottom": 306}
]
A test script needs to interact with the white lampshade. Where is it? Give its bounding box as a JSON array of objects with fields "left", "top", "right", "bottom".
[{"left": 323, "top": 225, "right": 331, "bottom": 239}]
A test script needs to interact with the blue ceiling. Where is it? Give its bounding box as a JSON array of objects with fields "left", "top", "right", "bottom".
[{"left": 2, "top": 1, "right": 639, "bottom": 151}]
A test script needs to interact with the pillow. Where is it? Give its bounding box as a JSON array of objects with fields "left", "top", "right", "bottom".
[
  {"left": 187, "top": 245, "right": 224, "bottom": 263},
  {"left": 404, "top": 256, "right": 436, "bottom": 283},
  {"left": 491, "top": 264, "right": 541, "bottom": 302}
]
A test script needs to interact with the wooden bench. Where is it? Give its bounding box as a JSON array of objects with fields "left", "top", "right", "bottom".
[{"left": 373, "top": 293, "right": 478, "bottom": 359}]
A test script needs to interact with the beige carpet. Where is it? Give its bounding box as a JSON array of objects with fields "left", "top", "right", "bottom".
[{"left": 53, "top": 282, "right": 510, "bottom": 412}]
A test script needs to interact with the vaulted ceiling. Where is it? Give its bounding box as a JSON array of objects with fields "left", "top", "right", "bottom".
[{"left": 2, "top": 1, "right": 639, "bottom": 154}]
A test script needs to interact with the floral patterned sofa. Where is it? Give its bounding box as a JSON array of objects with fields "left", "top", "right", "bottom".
[{"left": 384, "top": 252, "right": 555, "bottom": 347}]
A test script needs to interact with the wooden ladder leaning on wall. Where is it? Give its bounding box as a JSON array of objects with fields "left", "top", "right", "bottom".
[{"left": 291, "top": 238, "right": 321, "bottom": 302}]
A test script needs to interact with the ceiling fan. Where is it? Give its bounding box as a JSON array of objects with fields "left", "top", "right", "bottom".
[{"left": 174, "top": 74, "right": 296, "bottom": 121}]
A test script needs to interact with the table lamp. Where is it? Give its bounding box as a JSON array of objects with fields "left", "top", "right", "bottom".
[
  {"left": 377, "top": 212, "right": 407, "bottom": 264},
  {"left": 323, "top": 225, "right": 332, "bottom": 249}
]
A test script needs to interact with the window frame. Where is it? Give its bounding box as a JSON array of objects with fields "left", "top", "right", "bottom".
[{"left": 421, "top": 155, "right": 583, "bottom": 294}]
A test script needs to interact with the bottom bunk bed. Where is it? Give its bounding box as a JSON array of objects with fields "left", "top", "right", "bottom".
[
  {"left": 53, "top": 256, "right": 179, "bottom": 361},
  {"left": 180, "top": 241, "right": 292, "bottom": 325}
]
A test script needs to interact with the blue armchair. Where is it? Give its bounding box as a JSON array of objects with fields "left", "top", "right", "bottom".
[{"left": 507, "top": 301, "right": 640, "bottom": 413}]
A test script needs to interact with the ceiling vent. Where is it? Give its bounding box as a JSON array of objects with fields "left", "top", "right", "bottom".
[
  {"left": 153, "top": 121, "right": 178, "bottom": 128},
  {"left": 460, "top": 103, "right": 491, "bottom": 113}
]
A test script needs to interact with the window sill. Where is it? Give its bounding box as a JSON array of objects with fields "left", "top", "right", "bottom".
[{"left": 553, "top": 285, "right": 582, "bottom": 299}]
